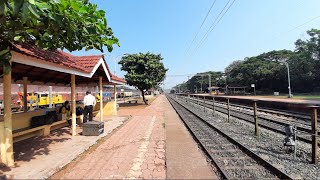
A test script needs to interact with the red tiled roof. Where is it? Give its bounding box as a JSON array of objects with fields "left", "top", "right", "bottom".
[
  {"left": 11, "top": 43, "right": 126, "bottom": 84},
  {"left": 111, "top": 74, "right": 126, "bottom": 83},
  {"left": 11, "top": 43, "right": 102, "bottom": 73}
]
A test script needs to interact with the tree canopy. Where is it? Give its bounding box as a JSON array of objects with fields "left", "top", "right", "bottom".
[
  {"left": 0, "top": 0, "right": 119, "bottom": 74},
  {"left": 119, "top": 52, "right": 167, "bottom": 104},
  {"left": 175, "top": 28, "right": 320, "bottom": 95}
]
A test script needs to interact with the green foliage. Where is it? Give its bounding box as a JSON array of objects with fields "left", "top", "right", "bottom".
[
  {"left": 119, "top": 52, "right": 168, "bottom": 104},
  {"left": 177, "top": 29, "right": 320, "bottom": 94},
  {"left": 0, "top": 0, "right": 119, "bottom": 74},
  {"left": 175, "top": 71, "right": 224, "bottom": 92},
  {"left": 227, "top": 50, "right": 293, "bottom": 93},
  {"left": 224, "top": 29, "right": 320, "bottom": 94}
]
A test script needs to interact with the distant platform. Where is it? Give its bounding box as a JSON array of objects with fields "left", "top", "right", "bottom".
[{"left": 189, "top": 93, "right": 320, "bottom": 105}]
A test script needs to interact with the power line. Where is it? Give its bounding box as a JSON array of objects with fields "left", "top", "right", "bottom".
[
  {"left": 191, "top": 0, "right": 231, "bottom": 56},
  {"left": 273, "top": 15, "right": 320, "bottom": 40},
  {"left": 190, "top": 0, "right": 236, "bottom": 57},
  {"left": 185, "top": 0, "right": 218, "bottom": 53}
]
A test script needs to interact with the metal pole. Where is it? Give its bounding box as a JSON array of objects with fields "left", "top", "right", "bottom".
[
  {"left": 201, "top": 76, "right": 203, "bottom": 93},
  {"left": 227, "top": 98, "right": 230, "bottom": 123},
  {"left": 208, "top": 74, "right": 211, "bottom": 93},
  {"left": 203, "top": 96, "right": 206, "bottom": 112},
  {"left": 197, "top": 96, "right": 199, "bottom": 105},
  {"left": 212, "top": 97, "right": 215, "bottom": 116},
  {"left": 253, "top": 100, "right": 259, "bottom": 136},
  {"left": 285, "top": 62, "right": 292, "bottom": 98},
  {"left": 187, "top": 94, "right": 189, "bottom": 103},
  {"left": 187, "top": 75, "right": 190, "bottom": 92},
  {"left": 224, "top": 76, "right": 227, "bottom": 94},
  {"left": 310, "top": 106, "right": 318, "bottom": 164}
]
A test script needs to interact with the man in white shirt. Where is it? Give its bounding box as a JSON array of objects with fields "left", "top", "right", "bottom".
[{"left": 83, "top": 91, "right": 96, "bottom": 123}]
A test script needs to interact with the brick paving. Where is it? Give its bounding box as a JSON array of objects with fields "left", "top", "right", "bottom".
[
  {"left": 57, "top": 95, "right": 217, "bottom": 179},
  {"left": 58, "top": 96, "right": 166, "bottom": 179},
  {"left": 1, "top": 117, "right": 128, "bottom": 179},
  {"left": 3, "top": 95, "right": 217, "bottom": 179}
]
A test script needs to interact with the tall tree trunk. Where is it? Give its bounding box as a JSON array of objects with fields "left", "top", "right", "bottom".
[{"left": 140, "top": 89, "right": 148, "bottom": 105}]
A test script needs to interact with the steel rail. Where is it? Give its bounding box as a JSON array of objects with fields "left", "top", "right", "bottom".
[
  {"left": 186, "top": 96, "right": 319, "bottom": 145},
  {"left": 167, "top": 95, "right": 293, "bottom": 180}
]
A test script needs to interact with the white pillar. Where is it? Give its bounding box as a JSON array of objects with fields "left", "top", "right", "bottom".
[
  {"left": 71, "top": 74, "right": 76, "bottom": 136},
  {"left": 99, "top": 76, "right": 103, "bottom": 121},
  {"left": 113, "top": 84, "right": 117, "bottom": 115},
  {"left": 3, "top": 64, "right": 14, "bottom": 166},
  {"left": 23, "top": 77, "right": 28, "bottom": 112}
]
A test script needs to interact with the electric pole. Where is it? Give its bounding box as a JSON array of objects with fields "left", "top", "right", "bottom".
[{"left": 208, "top": 74, "right": 211, "bottom": 93}]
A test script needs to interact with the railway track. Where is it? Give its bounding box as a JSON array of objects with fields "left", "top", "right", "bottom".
[
  {"left": 184, "top": 96, "right": 319, "bottom": 144},
  {"left": 167, "top": 95, "right": 293, "bottom": 179}
]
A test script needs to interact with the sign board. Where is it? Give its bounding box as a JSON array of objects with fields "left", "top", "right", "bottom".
[
  {"left": 251, "top": 84, "right": 255, "bottom": 88},
  {"left": 274, "top": 92, "right": 279, "bottom": 96}
]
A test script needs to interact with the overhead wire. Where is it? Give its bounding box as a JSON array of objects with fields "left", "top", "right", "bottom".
[
  {"left": 273, "top": 15, "right": 320, "bottom": 40},
  {"left": 185, "top": 0, "right": 218, "bottom": 53},
  {"left": 190, "top": 0, "right": 237, "bottom": 57}
]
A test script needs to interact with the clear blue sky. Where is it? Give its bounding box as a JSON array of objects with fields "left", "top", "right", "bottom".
[{"left": 72, "top": 0, "right": 320, "bottom": 89}]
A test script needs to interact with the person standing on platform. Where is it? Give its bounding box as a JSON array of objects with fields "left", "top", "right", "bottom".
[{"left": 83, "top": 91, "right": 96, "bottom": 123}]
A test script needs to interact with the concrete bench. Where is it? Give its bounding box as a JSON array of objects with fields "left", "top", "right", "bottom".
[
  {"left": 13, "top": 114, "right": 84, "bottom": 143},
  {"left": 13, "top": 120, "right": 68, "bottom": 143}
]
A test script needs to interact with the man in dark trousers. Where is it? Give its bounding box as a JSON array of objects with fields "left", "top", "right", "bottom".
[{"left": 83, "top": 91, "right": 96, "bottom": 123}]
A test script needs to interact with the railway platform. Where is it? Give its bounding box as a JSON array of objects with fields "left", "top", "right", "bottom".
[
  {"left": 0, "top": 116, "right": 128, "bottom": 179},
  {"left": 3, "top": 93, "right": 320, "bottom": 178},
  {"left": 46, "top": 95, "right": 215, "bottom": 179}
]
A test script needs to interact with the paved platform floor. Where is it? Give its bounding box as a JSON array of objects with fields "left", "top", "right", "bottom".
[
  {"left": 2, "top": 95, "right": 217, "bottom": 179},
  {"left": 53, "top": 96, "right": 167, "bottom": 179},
  {"left": 0, "top": 116, "right": 128, "bottom": 179},
  {"left": 164, "top": 96, "right": 217, "bottom": 179}
]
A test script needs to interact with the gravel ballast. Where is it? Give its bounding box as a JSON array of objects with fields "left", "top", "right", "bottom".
[{"left": 173, "top": 95, "right": 320, "bottom": 179}]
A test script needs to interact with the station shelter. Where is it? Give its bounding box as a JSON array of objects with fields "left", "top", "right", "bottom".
[
  {"left": 226, "top": 86, "right": 247, "bottom": 95},
  {"left": 0, "top": 43, "right": 126, "bottom": 166}
]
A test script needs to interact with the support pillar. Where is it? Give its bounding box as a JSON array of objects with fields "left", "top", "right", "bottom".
[
  {"left": 71, "top": 74, "right": 76, "bottom": 136},
  {"left": 49, "top": 86, "right": 53, "bottom": 108},
  {"left": 3, "top": 65, "right": 14, "bottom": 166},
  {"left": 310, "top": 106, "right": 319, "bottom": 164},
  {"left": 113, "top": 84, "right": 117, "bottom": 115},
  {"left": 23, "top": 77, "right": 28, "bottom": 112},
  {"left": 99, "top": 77, "right": 103, "bottom": 121}
]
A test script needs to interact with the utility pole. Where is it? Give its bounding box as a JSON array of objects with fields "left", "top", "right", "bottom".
[
  {"left": 187, "top": 76, "right": 190, "bottom": 92},
  {"left": 208, "top": 74, "right": 211, "bottom": 93},
  {"left": 273, "top": 58, "right": 292, "bottom": 98},
  {"left": 201, "top": 75, "right": 203, "bottom": 93},
  {"left": 284, "top": 62, "right": 292, "bottom": 98}
]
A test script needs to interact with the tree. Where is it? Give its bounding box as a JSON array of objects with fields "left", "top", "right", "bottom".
[
  {"left": 175, "top": 71, "right": 224, "bottom": 93},
  {"left": 225, "top": 60, "right": 243, "bottom": 75},
  {"left": 119, "top": 52, "right": 167, "bottom": 104},
  {"left": 0, "top": 0, "right": 119, "bottom": 74}
]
